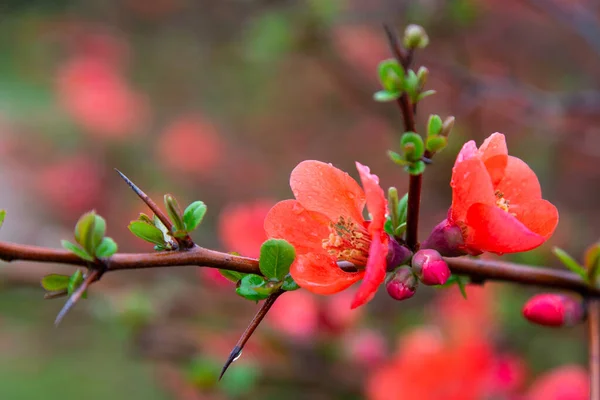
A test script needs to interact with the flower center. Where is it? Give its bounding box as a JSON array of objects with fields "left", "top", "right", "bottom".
[
  {"left": 495, "top": 190, "right": 511, "bottom": 213},
  {"left": 322, "top": 216, "right": 371, "bottom": 267}
]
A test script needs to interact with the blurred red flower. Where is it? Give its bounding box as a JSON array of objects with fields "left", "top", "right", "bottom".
[
  {"left": 157, "top": 114, "right": 223, "bottom": 177},
  {"left": 267, "top": 290, "right": 319, "bottom": 341},
  {"left": 264, "top": 160, "right": 388, "bottom": 308},
  {"left": 218, "top": 199, "right": 275, "bottom": 258},
  {"left": 449, "top": 132, "right": 558, "bottom": 254},
  {"left": 332, "top": 25, "right": 389, "bottom": 81},
  {"left": 37, "top": 156, "right": 103, "bottom": 218},
  {"left": 343, "top": 329, "right": 387, "bottom": 367},
  {"left": 527, "top": 365, "right": 589, "bottom": 400},
  {"left": 366, "top": 328, "right": 504, "bottom": 400},
  {"left": 56, "top": 55, "right": 147, "bottom": 139}
]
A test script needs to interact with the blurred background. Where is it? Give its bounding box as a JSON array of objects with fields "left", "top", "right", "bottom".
[{"left": 0, "top": 0, "right": 599, "bottom": 398}]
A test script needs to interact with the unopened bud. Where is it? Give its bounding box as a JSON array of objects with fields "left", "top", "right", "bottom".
[
  {"left": 164, "top": 194, "right": 186, "bottom": 236},
  {"left": 386, "top": 237, "right": 413, "bottom": 271},
  {"left": 523, "top": 294, "right": 585, "bottom": 327},
  {"left": 421, "top": 219, "right": 470, "bottom": 257},
  {"left": 441, "top": 116, "right": 455, "bottom": 137},
  {"left": 403, "top": 24, "right": 429, "bottom": 49},
  {"left": 386, "top": 267, "right": 418, "bottom": 301},
  {"left": 411, "top": 249, "right": 451, "bottom": 286},
  {"left": 416, "top": 66, "right": 429, "bottom": 88}
]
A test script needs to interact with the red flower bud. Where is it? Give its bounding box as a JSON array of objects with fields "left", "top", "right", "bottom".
[
  {"left": 386, "top": 267, "right": 418, "bottom": 301},
  {"left": 522, "top": 294, "right": 584, "bottom": 327},
  {"left": 421, "top": 218, "right": 470, "bottom": 257},
  {"left": 386, "top": 237, "right": 413, "bottom": 271},
  {"left": 411, "top": 249, "right": 451, "bottom": 286}
]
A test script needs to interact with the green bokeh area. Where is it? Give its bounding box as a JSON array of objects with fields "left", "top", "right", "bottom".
[{"left": 0, "top": 289, "right": 168, "bottom": 400}]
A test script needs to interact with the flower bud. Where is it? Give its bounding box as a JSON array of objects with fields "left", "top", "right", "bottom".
[
  {"left": 386, "top": 267, "right": 418, "bottom": 301},
  {"left": 386, "top": 237, "right": 413, "bottom": 271},
  {"left": 411, "top": 249, "right": 451, "bottom": 286},
  {"left": 403, "top": 24, "right": 429, "bottom": 49},
  {"left": 421, "top": 218, "right": 471, "bottom": 257},
  {"left": 522, "top": 294, "right": 585, "bottom": 327}
]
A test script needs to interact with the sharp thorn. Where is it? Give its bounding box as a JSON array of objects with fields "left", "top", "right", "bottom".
[
  {"left": 54, "top": 270, "right": 98, "bottom": 327},
  {"left": 219, "top": 345, "right": 241, "bottom": 381}
]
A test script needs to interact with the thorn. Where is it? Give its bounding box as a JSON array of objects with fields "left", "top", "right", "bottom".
[
  {"left": 219, "top": 290, "right": 284, "bottom": 381},
  {"left": 114, "top": 169, "right": 173, "bottom": 234},
  {"left": 54, "top": 269, "right": 99, "bottom": 327}
]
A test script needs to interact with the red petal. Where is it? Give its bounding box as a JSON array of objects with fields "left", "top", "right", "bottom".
[
  {"left": 456, "top": 140, "right": 477, "bottom": 163},
  {"left": 465, "top": 203, "right": 545, "bottom": 254},
  {"left": 264, "top": 200, "right": 331, "bottom": 255},
  {"left": 511, "top": 199, "right": 559, "bottom": 239},
  {"left": 495, "top": 156, "right": 542, "bottom": 204},
  {"left": 290, "top": 160, "right": 366, "bottom": 225},
  {"left": 478, "top": 133, "right": 508, "bottom": 186},
  {"left": 356, "top": 162, "right": 387, "bottom": 231},
  {"left": 291, "top": 252, "right": 364, "bottom": 295},
  {"left": 351, "top": 233, "right": 389, "bottom": 308},
  {"left": 450, "top": 158, "right": 496, "bottom": 224}
]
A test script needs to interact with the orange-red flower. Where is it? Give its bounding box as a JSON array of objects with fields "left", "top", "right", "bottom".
[
  {"left": 445, "top": 133, "right": 558, "bottom": 255},
  {"left": 264, "top": 160, "right": 388, "bottom": 308}
]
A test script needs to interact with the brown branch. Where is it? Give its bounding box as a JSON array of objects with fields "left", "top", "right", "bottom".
[{"left": 589, "top": 299, "right": 600, "bottom": 400}]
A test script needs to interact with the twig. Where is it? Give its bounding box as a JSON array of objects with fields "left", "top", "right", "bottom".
[
  {"left": 219, "top": 290, "right": 284, "bottom": 380},
  {"left": 589, "top": 299, "right": 600, "bottom": 400}
]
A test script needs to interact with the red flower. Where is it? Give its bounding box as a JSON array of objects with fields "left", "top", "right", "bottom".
[
  {"left": 522, "top": 293, "right": 584, "bottom": 327},
  {"left": 264, "top": 160, "right": 388, "bottom": 308},
  {"left": 527, "top": 365, "right": 589, "bottom": 400},
  {"left": 448, "top": 133, "right": 558, "bottom": 254}
]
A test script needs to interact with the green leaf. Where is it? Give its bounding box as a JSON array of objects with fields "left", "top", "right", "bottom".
[
  {"left": 281, "top": 275, "right": 300, "bottom": 291},
  {"left": 394, "top": 222, "right": 407, "bottom": 237},
  {"left": 384, "top": 219, "right": 394, "bottom": 235},
  {"left": 96, "top": 237, "right": 118, "bottom": 258},
  {"left": 61, "top": 240, "right": 94, "bottom": 262},
  {"left": 373, "top": 90, "right": 401, "bottom": 102},
  {"left": 405, "top": 160, "right": 426, "bottom": 175},
  {"left": 403, "top": 69, "right": 419, "bottom": 99},
  {"left": 585, "top": 243, "right": 600, "bottom": 282},
  {"left": 387, "top": 150, "right": 409, "bottom": 166},
  {"left": 553, "top": 247, "right": 587, "bottom": 280},
  {"left": 417, "top": 89, "right": 437, "bottom": 102},
  {"left": 183, "top": 201, "right": 207, "bottom": 232},
  {"left": 164, "top": 194, "right": 186, "bottom": 236},
  {"left": 259, "top": 239, "right": 296, "bottom": 281},
  {"left": 377, "top": 59, "right": 404, "bottom": 92},
  {"left": 219, "top": 269, "right": 246, "bottom": 283},
  {"left": 401, "top": 132, "right": 425, "bottom": 161},
  {"left": 426, "top": 135, "right": 448, "bottom": 153},
  {"left": 0, "top": 209, "right": 5, "bottom": 228},
  {"left": 91, "top": 214, "right": 107, "bottom": 251},
  {"left": 129, "top": 221, "right": 166, "bottom": 246},
  {"left": 236, "top": 274, "right": 271, "bottom": 301},
  {"left": 67, "top": 269, "right": 84, "bottom": 296},
  {"left": 427, "top": 114, "right": 443, "bottom": 136},
  {"left": 41, "top": 274, "right": 71, "bottom": 291},
  {"left": 397, "top": 193, "right": 409, "bottom": 225},
  {"left": 456, "top": 276, "right": 468, "bottom": 299}
]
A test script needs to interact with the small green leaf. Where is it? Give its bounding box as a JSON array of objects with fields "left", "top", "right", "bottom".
[
  {"left": 96, "top": 237, "right": 118, "bottom": 258},
  {"left": 259, "top": 239, "right": 296, "bottom": 281},
  {"left": 426, "top": 135, "right": 448, "bottom": 153},
  {"left": 427, "top": 114, "right": 443, "bottom": 136},
  {"left": 91, "top": 214, "right": 107, "bottom": 251},
  {"left": 585, "top": 243, "right": 600, "bottom": 282},
  {"left": 384, "top": 219, "right": 394, "bottom": 235},
  {"left": 401, "top": 132, "right": 425, "bottom": 161},
  {"left": 164, "top": 194, "right": 186, "bottom": 236},
  {"left": 236, "top": 274, "right": 271, "bottom": 301},
  {"left": 219, "top": 269, "right": 246, "bottom": 283},
  {"left": 553, "top": 247, "right": 587, "bottom": 280},
  {"left": 394, "top": 222, "right": 407, "bottom": 237},
  {"left": 67, "top": 269, "right": 84, "bottom": 296},
  {"left": 387, "top": 150, "right": 409, "bottom": 166},
  {"left": 402, "top": 70, "right": 419, "bottom": 98},
  {"left": 41, "top": 274, "right": 71, "bottom": 291},
  {"left": 417, "top": 90, "right": 437, "bottom": 102},
  {"left": 405, "top": 160, "right": 426, "bottom": 175},
  {"left": 129, "top": 221, "right": 166, "bottom": 246},
  {"left": 183, "top": 201, "right": 207, "bottom": 232},
  {"left": 377, "top": 59, "right": 404, "bottom": 92},
  {"left": 456, "top": 276, "right": 468, "bottom": 299},
  {"left": 281, "top": 275, "right": 300, "bottom": 291},
  {"left": 61, "top": 240, "right": 94, "bottom": 262},
  {"left": 373, "top": 90, "right": 401, "bottom": 102},
  {"left": 74, "top": 212, "right": 97, "bottom": 255},
  {"left": 0, "top": 210, "right": 5, "bottom": 228},
  {"left": 397, "top": 193, "right": 409, "bottom": 225}
]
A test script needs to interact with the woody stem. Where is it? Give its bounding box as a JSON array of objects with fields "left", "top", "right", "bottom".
[{"left": 589, "top": 299, "right": 600, "bottom": 400}]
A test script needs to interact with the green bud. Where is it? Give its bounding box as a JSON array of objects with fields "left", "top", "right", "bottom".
[
  {"left": 377, "top": 59, "right": 405, "bottom": 92},
  {"left": 426, "top": 135, "right": 448, "bottom": 154},
  {"left": 403, "top": 24, "right": 429, "bottom": 49},
  {"left": 416, "top": 66, "right": 429, "bottom": 88},
  {"left": 441, "top": 116, "right": 455, "bottom": 137}
]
